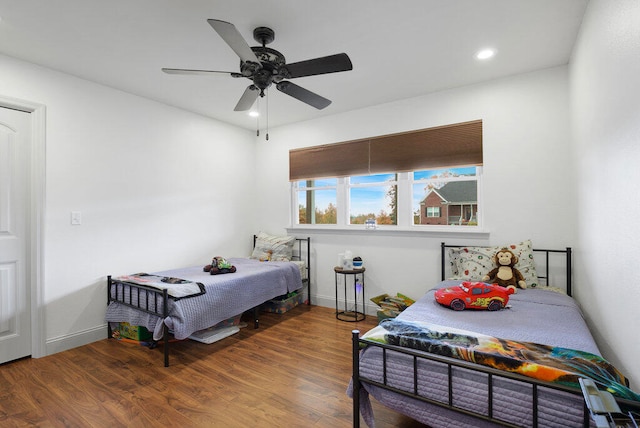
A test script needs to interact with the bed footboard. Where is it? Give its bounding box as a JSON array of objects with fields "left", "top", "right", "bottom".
[
  {"left": 351, "top": 330, "right": 640, "bottom": 427},
  {"left": 107, "top": 275, "right": 171, "bottom": 366}
]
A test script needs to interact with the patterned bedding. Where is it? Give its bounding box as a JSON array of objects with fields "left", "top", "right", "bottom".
[
  {"left": 363, "top": 318, "right": 638, "bottom": 401},
  {"left": 105, "top": 258, "right": 302, "bottom": 340},
  {"left": 351, "top": 280, "right": 613, "bottom": 428}
]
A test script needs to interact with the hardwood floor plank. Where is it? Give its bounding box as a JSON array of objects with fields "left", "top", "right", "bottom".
[{"left": 0, "top": 305, "right": 429, "bottom": 427}]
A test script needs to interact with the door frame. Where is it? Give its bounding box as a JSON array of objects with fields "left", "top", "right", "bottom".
[{"left": 0, "top": 95, "right": 46, "bottom": 359}]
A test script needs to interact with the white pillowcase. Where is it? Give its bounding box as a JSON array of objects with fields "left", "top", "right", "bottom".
[
  {"left": 251, "top": 232, "right": 295, "bottom": 261},
  {"left": 448, "top": 239, "right": 539, "bottom": 288}
]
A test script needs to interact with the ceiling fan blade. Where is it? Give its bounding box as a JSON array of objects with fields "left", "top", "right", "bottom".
[
  {"left": 207, "top": 19, "right": 259, "bottom": 64},
  {"left": 162, "top": 68, "right": 239, "bottom": 77},
  {"left": 276, "top": 81, "right": 331, "bottom": 110},
  {"left": 234, "top": 85, "right": 259, "bottom": 111},
  {"left": 285, "top": 53, "right": 353, "bottom": 79}
]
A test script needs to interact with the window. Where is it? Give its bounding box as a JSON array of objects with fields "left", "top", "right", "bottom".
[
  {"left": 426, "top": 207, "right": 441, "bottom": 218},
  {"left": 349, "top": 174, "right": 397, "bottom": 225},
  {"left": 297, "top": 178, "right": 337, "bottom": 225},
  {"left": 412, "top": 167, "right": 478, "bottom": 226},
  {"left": 289, "top": 120, "right": 483, "bottom": 230},
  {"left": 291, "top": 167, "right": 481, "bottom": 228}
]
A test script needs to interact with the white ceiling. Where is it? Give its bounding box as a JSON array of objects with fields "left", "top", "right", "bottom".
[{"left": 0, "top": 0, "right": 588, "bottom": 131}]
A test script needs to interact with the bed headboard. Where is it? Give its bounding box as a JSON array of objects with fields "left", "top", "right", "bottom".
[
  {"left": 440, "top": 242, "right": 573, "bottom": 296},
  {"left": 252, "top": 235, "right": 311, "bottom": 264},
  {"left": 253, "top": 235, "right": 312, "bottom": 304}
]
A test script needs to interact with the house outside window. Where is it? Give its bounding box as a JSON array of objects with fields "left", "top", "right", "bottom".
[
  {"left": 413, "top": 167, "right": 479, "bottom": 226},
  {"left": 413, "top": 168, "right": 478, "bottom": 226}
]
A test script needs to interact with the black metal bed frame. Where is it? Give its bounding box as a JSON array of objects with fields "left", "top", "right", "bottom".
[
  {"left": 351, "top": 242, "right": 639, "bottom": 427},
  {"left": 107, "top": 236, "right": 311, "bottom": 367}
]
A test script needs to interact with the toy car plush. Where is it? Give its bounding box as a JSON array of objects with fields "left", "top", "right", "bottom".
[{"left": 434, "top": 281, "right": 514, "bottom": 311}]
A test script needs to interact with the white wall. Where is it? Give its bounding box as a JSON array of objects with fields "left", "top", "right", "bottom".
[
  {"left": 255, "top": 66, "right": 577, "bottom": 314},
  {"left": 570, "top": 0, "right": 640, "bottom": 388},
  {"left": 0, "top": 54, "right": 257, "bottom": 355}
]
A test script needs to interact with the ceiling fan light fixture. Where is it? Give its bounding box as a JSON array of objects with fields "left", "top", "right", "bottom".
[{"left": 476, "top": 48, "right": 496, "bottom": 60}]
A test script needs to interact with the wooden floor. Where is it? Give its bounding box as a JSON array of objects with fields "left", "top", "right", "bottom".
[{"left": 0, "top": 305, "right": 429, "bottom": 427}]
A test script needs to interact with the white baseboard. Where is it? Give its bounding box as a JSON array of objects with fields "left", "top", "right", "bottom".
[{"left": 45, "top": 324, "right": 108, "bottom": 356}]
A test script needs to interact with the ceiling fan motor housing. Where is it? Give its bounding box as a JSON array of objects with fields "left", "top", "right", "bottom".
[
  {"left": 243, "top": 46, "right": 287, "bottom": 93},
  {"left": 253, "top": 26, "right": 275, "bottom": 45}
]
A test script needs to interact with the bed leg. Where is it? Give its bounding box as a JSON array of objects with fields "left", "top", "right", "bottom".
[
  {"left": 253, "top": 306, "right": 260, "bottom": 329},
  {"left": 352, "top": 329, "right": 361, "bottom": 428},
  {"left": 106, "top": 275, "right": 112, "bottom": 339},
  {"left": 163, "top": 324, "right": 169, "bottom": 367}
]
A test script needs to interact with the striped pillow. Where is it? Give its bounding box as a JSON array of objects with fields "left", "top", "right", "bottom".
[{"left": 251, "top": 232, "right": 295, "bottom": 261}]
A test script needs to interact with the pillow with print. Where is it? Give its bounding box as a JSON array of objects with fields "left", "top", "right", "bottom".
[
  {"left": 449, "top": 240, "right": 539, "bottom": 288},
  {"left": 251, "top": 232, "right": 295, "bottom": 261}
]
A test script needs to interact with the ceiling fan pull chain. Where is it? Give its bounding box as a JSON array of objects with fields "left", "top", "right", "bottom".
[
  {"left": 266, "top": 90, "right": 269, "bottom": 141},
  {"left": 256, "top": 97, "right": 260, "bottom": 137}
]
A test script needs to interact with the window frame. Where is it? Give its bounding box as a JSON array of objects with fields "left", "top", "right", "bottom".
[
  {"left": 347, "top": 173, "right": 399, "bottom": 226},
  {"left": 290, "top": 167, "right": 483, "bottom": 232},
  {"left": 293, "top": 178, "right": 338, "bottom": 226}
]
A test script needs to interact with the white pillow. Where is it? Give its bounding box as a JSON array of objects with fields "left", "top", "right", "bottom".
[
  {"left": 448, "top": 239, "right": 539, "bottom": 288},
  {"left": 251, "top": 232, "right": 295, "bottom": 261}
]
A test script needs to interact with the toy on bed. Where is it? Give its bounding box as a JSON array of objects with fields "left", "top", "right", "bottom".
[
  {"left": 203, "top": 256, "right": 236, "bottom": 275},
  {"left": 434, "top": 281, "right": 513, "bottom": 311},
  {"left": 481, "top": 247, "right": 526, "bottom": 292}
]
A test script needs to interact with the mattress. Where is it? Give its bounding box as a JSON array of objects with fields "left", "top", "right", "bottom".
[
  {"left": 354, "top": 280, "right": 600, "bottom": 428},
  {"left": 105, "top": 258, "right": 302, "bottom": 340}
]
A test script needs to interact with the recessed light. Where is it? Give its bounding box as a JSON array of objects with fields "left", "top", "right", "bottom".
[
  {"left": 476, "top": 49, "right": 496, "bottom": 60},
  {"left": 248, "top": 111, "right": 259, "bottom": 117}
]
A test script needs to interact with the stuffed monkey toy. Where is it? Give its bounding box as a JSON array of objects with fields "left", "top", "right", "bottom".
[{"left": 481, "top": 248, "right": 526, "bottom": 293}]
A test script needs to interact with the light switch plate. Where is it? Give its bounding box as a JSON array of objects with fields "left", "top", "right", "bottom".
[{"left": 71, "top": 211, "right": 82, "bottom": 225}]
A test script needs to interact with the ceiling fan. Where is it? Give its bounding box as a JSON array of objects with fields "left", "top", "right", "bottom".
[{"left": 162, "top": 19, "right": 353, "bottom": 112}]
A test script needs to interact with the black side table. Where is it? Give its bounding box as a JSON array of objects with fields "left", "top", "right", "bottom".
[{"left": 334, "top": 266, "right": 366, "bottom": 321}]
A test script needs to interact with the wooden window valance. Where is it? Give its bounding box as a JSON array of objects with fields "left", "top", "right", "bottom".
[{"left": 289, "top": 120, "right": 483, "bottom": 181}]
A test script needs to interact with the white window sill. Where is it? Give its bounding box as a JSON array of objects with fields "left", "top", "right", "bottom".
[{"left": 287, "top": 225, "right": 490, "bottom": 239}]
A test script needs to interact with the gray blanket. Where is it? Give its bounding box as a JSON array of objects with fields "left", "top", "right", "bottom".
[{"left": 105, "top": 258, "right": 302, "bottom": 340}]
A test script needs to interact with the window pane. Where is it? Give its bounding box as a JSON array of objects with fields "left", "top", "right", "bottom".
[
  {"left": 350, "top": 185, "right": 397, "bottom": 225},
  {"left": 413, "top": 180, "right": 477, "bottom": 226},
  {"left": 297, "top": 189, "right": 337, "bottom": 224}
]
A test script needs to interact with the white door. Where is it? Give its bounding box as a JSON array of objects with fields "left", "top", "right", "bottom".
[{"left": 0, "top": 107, "right": 32, "bottom": 363}]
